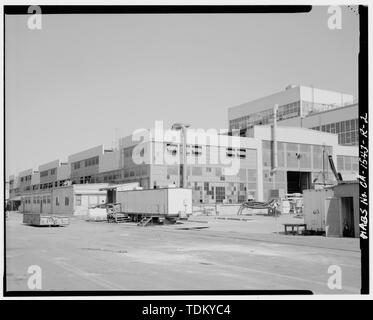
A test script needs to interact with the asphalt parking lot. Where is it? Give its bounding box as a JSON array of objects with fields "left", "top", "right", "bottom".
[{"left": 5, "top": 212, "right": 361, "bottom": 294}]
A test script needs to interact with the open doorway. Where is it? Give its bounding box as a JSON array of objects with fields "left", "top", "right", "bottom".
[
  {"left": 287, "top": 171, "right": 311, "bottom": 194},
  {"left": 341, "top": 197, "right": 355, "bottom": 237},
  {"left": 107, "top": 189, "right": 116, "bottom": 204}
]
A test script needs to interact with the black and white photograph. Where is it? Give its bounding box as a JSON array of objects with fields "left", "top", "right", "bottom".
[{"left": 2, "top": 2, "right": 369, "bottom": 302}]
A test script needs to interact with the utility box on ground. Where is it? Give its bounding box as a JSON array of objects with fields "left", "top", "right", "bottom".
[
  {"left": 23, "top": 213, "right": 69, "bottom": 226},
  {"left": 303, "top": 188, "right": 334, "bottom": 233}
]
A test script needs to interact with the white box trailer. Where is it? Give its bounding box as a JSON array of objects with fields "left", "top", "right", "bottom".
[{"left": 116, "top": 188, "right": 192, "bottom": 219}]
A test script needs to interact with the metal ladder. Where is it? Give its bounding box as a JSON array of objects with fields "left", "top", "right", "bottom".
[{"left": 137, "top": 216, "right": 153, "bottom": 226}]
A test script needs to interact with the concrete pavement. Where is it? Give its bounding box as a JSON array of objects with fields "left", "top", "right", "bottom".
[{"left": 5, "top": 212, "right": 361, "bottom": 294}]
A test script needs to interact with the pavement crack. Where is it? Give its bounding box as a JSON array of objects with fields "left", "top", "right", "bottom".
[{"left": 81, "top": 247, "right": 127, "bottom": 254}]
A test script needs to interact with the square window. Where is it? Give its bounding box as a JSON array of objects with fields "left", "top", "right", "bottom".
[
  {"left": 345, "top": 120, "right": 350, "bottom": 131},
  {"left": 350, "top": 120, "right": 354, "bottom": 130},
  {"left": 345, "top": 132, "right": 351, "bottom": 144},
  {"left": 76, "top": 195, "right": 82, "bottom": 206}
]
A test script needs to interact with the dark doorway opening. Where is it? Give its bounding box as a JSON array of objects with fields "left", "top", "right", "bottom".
[
  {"left": 341, "top": 197, "right": 355, "bottom": 237},
  {"left": 107, "top": 189, "right": 116, "bottom": 204},
  {"left": 287, "top": 171, "right": 311, "bottom": 194}
]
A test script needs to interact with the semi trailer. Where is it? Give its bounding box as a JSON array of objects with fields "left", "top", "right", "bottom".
[{"left": 115, "top": 187, "right": 193, "bottom": 225}]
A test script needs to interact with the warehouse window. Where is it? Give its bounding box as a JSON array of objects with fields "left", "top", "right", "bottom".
[
  {"left": 215, "top": 187, "right": 226, "bottom": 203},
  {"left": 351, "top": 157, "right": 358, "bottom": 171},
  {"left": 141, "top": 166, "right": 147, "bottom": 176},
  {"left": 226, "top": 147, "right": 235, "bottom": 157},
  {"left": 237, "top": 148, "right": 246, "bottom": 159},
  {"left": 65, "top": 197, "right": 69, "bottom": 206},
  {"left": 76, "top": 195, "right": 82, "bottom": 206},
  {"left": 192, "top": 166, "right": 202, "bottom": 176},
  {"left": 55, "top": 196, "right": 59, "bottom": 206},
  {"left": 47, "top": 196, "right": 51, "bottom": 204}
]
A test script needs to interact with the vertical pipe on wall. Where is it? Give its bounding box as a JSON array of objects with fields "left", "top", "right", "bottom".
[
  {"left": 271, "top": 104, "right": 279, "bottom": 174},
  {"left": 182, "top": 126, "right": 187, "bottom": 188}
]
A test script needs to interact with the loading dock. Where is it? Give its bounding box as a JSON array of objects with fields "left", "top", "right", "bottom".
[{"left": 287, "top": 171, "right": 311, "bottom": 194}]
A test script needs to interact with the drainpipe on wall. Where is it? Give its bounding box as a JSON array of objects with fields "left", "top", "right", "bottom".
[{"left": 271, "top": 104, "right": 278, "bottom": 174}]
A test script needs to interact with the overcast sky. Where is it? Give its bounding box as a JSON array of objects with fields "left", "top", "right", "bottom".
[{"left": 6, "top": 6, "right": 359, "bottom": 177}]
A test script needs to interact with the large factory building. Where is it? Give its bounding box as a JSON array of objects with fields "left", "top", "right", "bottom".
[
  {"left": 115, "top": 125, "right": 357, "bottom": 203},
  {"left": 8, "top": 85, "right": 359, "bottom": 207},
  {"left": 228, "top": 85, "right": 358, "bottom": 146},
  {"left": 9, "top": 124, "right": 357, "bottom": 207}
]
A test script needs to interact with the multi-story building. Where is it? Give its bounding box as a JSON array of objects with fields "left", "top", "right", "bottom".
[
  {"left": 8, "top": 124, "right": 358, "bottom": 206},
  {"left": 228, "top": 85, "right": 358, "bottom": 145},
  {"left": 8, "top": 85, "right": 359, "bottom": 207},
  {"left": 116, "top": 126, "right": 357, "bottom": 203}
]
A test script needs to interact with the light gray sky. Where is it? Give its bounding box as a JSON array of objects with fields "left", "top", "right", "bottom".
[{"left": 6, "top": 6, "right": 359, "bottom": 177}]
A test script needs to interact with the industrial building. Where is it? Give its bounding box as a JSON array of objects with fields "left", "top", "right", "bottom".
[
  {"left": 9, "top": 125, "right": 358, "bottom": 208},
  {"left": 7, "top": 84, "right": 359, "bottom": 209},
  {"left": 228, "top": 85, "right": 358, "bottom": 146}
]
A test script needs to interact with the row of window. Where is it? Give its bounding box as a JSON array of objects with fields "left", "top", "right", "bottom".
[
  {"left": 229, "top": 101, "right": 301, "bottom": 130},
  {"left": 310, "top": 119, "right": 358, "bottom": 146},
  {"left": 72, "top": 167, "right": 148, "bottom": 184},
  {"left": 72, "top": 156, "right": 99, "bottom": 170},
  {"left": 302, "top": 100, "right": 341, "bottom": 116},
  {"left": 262, "top": 142, "right": 333, "bottom": 170},
  {"left": 20, "top": 175, "right": 32, "bottom": 182},
  {"left": 23, "top": 195, "right": 50, "bottom": 204},
  {"left": 23, "top": 195, "right": 71, "bottom": 206},
  {"left": 23, "top": 194, "right": 101, "bottom": 207},
  {"left": 85, "top": 156, "right": 99, "bottom": 167},
  {"left": 164, "top": 144, "right": 248, "bottom": 160},
  {"left": 28, "top": 180, "right": 69, "bottom": 191},
  {"left": 310, "top": 119, "right": 358, "bottom": 135},
  {"left": 337, "top": 155, "right": 359, "bottom": 172},
  {"left": 40, "top": 170, "right": 49, "bottom": 177},
  {"left": 226, "top": 148, "right": 246, "bottom": 158},
  {"left": 165, "top": 144, "right": 204, "bottom": 157},
  {"left": 103, "top": 173, "right": 121, "bottom": 182},
  {"left": 55, "top": 196, "right": 70, "bottom": 206}
]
